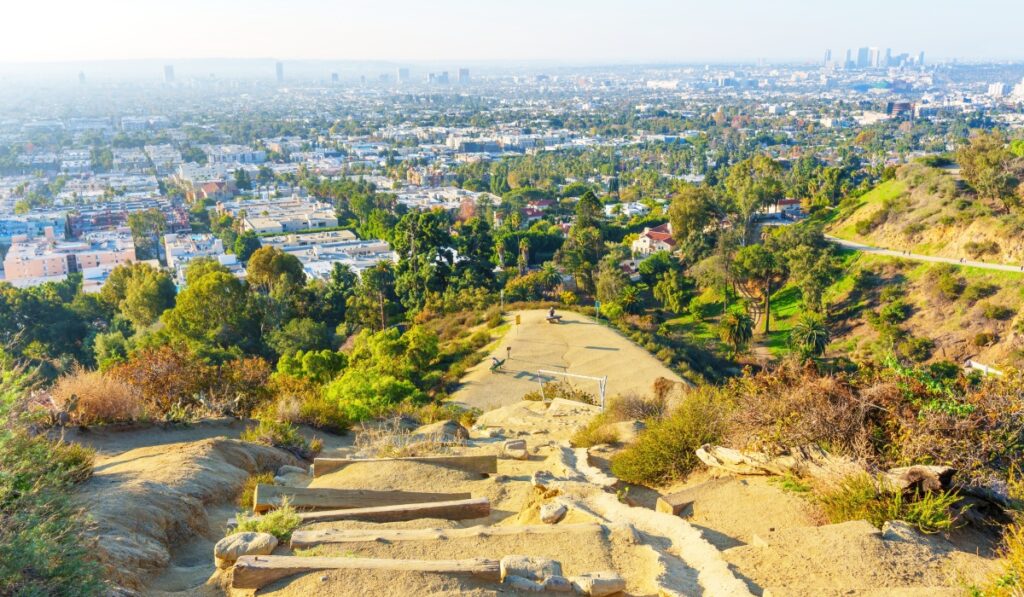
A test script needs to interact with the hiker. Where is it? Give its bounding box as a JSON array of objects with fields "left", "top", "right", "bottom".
[
  {"left": 491, "top": 356, "right": 501, "bottom": 368},
  {"left": 549, "top": 307, "right": 556, "bottom": 318}
]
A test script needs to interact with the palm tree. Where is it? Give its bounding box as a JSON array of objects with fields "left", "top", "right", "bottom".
[
  {"left": 539, "top": 262, "right": 562, "bottom": 292},
  {"left": 719, "top": 310, "right": 754, "bottom": 357},
  {"left": 789, "top": 313, "right": 830, "bottom": 358}
]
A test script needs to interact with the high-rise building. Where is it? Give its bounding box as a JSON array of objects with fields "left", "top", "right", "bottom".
[
  {"left": 988, "top": 82, "right": 1008, "bottom": 97},
  {"left": 331, "top": 72, "right": 339, "bottom": 83},
  {"left": 845, "top": 49, "right": 853, "bottom": 68},
  {"left": 275, "top": 62, "right": 284, "bottom": 83},
  {"left": 164, "top": 65, "right": 175, "bottom": 83},
  {"left": 437, "top": 71, "right": 450, "bottom": 84},
  {"left": 823, "top": 49, "right": 832, "bottom": 65},
  {"left": 918, "top": 51, "right": 925, "bottom": 66},
  {"left": 458, "top": 68, "right": 470, "bottom": 84},
  {"left": 868, "top": 47, "right": 881, "bottom": 68},
  {"left": 856, "top": 47, "right": 870, "bottom": 68},
  {"left": 396, "top": 67, "right": 410, "bottom": 83},
  {"left": 78, "top": 71, "right": 86, "bottom": 85},
  {"left": 883, "top": 48, "right": 892, "bottom": 67}
]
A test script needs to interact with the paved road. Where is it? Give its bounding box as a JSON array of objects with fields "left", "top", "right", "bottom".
[
  {"left": 825, "top": 235, "right": 1024, "bottom": 274},
  {"left": 449, "top": 309, "right": 683, "bottom": 411}
]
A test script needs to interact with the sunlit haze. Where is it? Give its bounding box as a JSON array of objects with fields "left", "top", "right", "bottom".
[{"left": 3, "top": 0, "right": 1023, "bottom": 66}]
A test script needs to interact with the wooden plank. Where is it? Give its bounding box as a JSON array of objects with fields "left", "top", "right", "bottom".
[
  {"left": 252, "top": 484, "right": 471, "bottom": 513},
  {"left": 297, "top": 497, "right": 490, "bottom": 524},
  {"left": 232, "top": 555, "right": 500, "bottom": 590},
  {"left": 290, "top": 522, "right": 604, "bottom": 548},
  {"left": 313, "top": 454, "right": 497, "bottom": 477},
  {"left": 655, "top": 477, "right": 732, "bottom": 516}
]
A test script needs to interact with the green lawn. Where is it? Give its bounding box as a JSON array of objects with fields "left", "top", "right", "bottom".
[{"left": 829, "top": 179, "right": 908, "bottom": 239}]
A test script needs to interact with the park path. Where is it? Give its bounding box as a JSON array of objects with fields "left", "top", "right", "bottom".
[
  {"left": 449, "top": 309, "right": 682, "bottom": 411},
  {"left": 825, "top": 235, "right": 1024, "bottom": 273}
]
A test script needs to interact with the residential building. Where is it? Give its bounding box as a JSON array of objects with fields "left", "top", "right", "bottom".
[
  {"left": 216, "top": 196, "right": 338, "bottom": 233},
  {"left": 630, "top": 222, "right": 675, "bottom": 256},
  {"left": 3, "top": 229, "right": 135, "bottom": 284}
]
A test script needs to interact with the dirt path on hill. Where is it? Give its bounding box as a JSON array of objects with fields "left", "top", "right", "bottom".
[
  {"left": 827, "top": 235, "right": 1024, "bottom": 273},
  {"left": 450, "top": 309, "right": 683, "bottom": 410}
]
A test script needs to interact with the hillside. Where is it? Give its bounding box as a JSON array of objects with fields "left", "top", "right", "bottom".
[{"left": 827, "top": 163, "right": 1024, "bottom": 265}]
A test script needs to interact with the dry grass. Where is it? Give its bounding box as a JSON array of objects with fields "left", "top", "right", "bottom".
[
  {"left": 237, "top": 472, "right": 275, "bottom": 510},
  {"left": 50, "top": 367, "right": 147, "bottom": 425},
  {"left": 353, "top": 416, "right": 465, "bottom": 458}
]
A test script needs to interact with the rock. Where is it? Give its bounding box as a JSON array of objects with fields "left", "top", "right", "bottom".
[
  {"left": 881, "top": 520, "right": 953, "bottom": 552},
  {"left": 532, "top": 470, "right": 554, "bottom": 489},
  {"left": 544, "top": 575, "right": 574, "bottom": 592},
  {"left": 505, "top": 574, "right": 546, "bottom": 592},
  {"left": 500, "top": 555, "right": 563, "bottom": 582},
  {"left": 569, "top": 571, "right": 626, "bottom": 596},
  {"left": 277, "top": 465, "right": 308, "bottom": 476},
  {"left": 413, "top": 419, "right": 470, "bottom": 443},
  {"left": 213, "top": 532, "right": 277, "bottom": 569},
  {"left": 540, "top": 502, "right": 568, "bottom": 524},
  {"left": 502, "top": 439, "right": 529, "bottom": 460},
  {"left": 695, "top": 443, "right": 860, "bottom": 481},
  {"left": 493, "top": 474, "right": 510, "bottom": 483},
  {"left": 881, "top": 465, "right": 956, "bottom": 493}
]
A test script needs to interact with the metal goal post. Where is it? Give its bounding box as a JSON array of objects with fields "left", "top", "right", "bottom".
[{"left": 536, "top": 369, "right": 609, "bottom": 410}]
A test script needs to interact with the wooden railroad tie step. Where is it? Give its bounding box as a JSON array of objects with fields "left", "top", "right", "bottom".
[
  {"left": 252, "top": 484, "right": 471, "bottom": 513},
  {"left": 232, "top": 555, "right": 500, "bottom": 590},
  {"left": 312, "top": 454, "right": 498, "bottom": 477},
  {"left": 228, "top": 497, "right": 491, "bottom": 528},
  {"left": 290, "top": 522, "right": 605, "bottom": 548}
]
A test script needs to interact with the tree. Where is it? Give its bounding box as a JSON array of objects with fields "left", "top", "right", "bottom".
[
  {"left": 719, "top": 310, "right": 753, "bottom": 357},
  {"left": 162, "top": 271, "right": 256, "bottom": 350},
  {"left": 392, "top": 210, "right": 455, "bottom": 311},
  {"left": 126, "top": 208, "right": 166, "bottom": 260},
  {"left": 100, "top": 263, "right": 175, "bottom": 330},
  {"left": 322, "top": 263, "right": 358, "bottom": 327},
  {"left": 595, "top": 257, "right": 629, "bottom": 305},
  {"left": 234, "top": 168, "right": 252, "bottom": 191},
  {"left": 268, "top": 317, "right": 330, "bottom": 356},
  {"left": 668, "top": 183, "right": 717, "bottom": 260},
  {"left": 733, "top": 244, "right": 787, "bottom": 334},
  {"left": 653, "top": 269, "right": 687, "bottom": 314},
  {"left": 453, "top": 217, "right": 496, "bottom": 290},
  {"left": 725, "top": 156, "right": 783, "bottom": 243},
  {"left": 956, "top": 131, "right": 1020, "bottom": 211},
  {"left": 789, "top": 313, "right": 830, "bottom": 358},
  {"left": 234, "top": 231, "right": 262, "bottom": 262},
  {"left": 183, "top": 257, "right": 230, "bottom": 286},
  {"left": 559, "top": 191, "right": 605, "bottom": 293},
  {"left": 246, "top": 247, "right": 305, "bottom": 292},
  {"left": 348, "top": 261, "right": 397, "bottom": 331}
]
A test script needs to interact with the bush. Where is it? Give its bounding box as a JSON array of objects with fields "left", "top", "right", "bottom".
[
  {"left": 266, "top": 375, "right": 349, "bottom": 434},
  {"left": 817, "top": 473, "right": 960, "bottom": 533},
  {"left": 964, "top": 240, "right": 1000, "bottom": 259},
  {"left": 571, "top": 413, "right": 620, "bottom": 448},
  {"left": 898, "top": 336, "right": 935, "bottom": 363},
  {"left": 559, "top": 290, "right": 578, "bottom": 306},
  {"left": 0, "top": 433, "right": 103, "bottom": 595},
  {"left": 606, "top": 392, "right": 666, "bottom": 421},
  {"left": 963, "top": 282, "right": 998, "bottom": 304},
  {"left": 610, "top": 386, "right": 731, "bottom": 486},
  {"left": 974, "top": 332, "right": 997, "bottom": 347},
  {"left": 878, "top": 299, "right": 912, "bottom": 324},
  {"left": 50, "top": 367, "right": 146, "bottom": 426},
  {"left": 240, "top": 419, "right": 321, "bottom": 460},
  {"left": 936, "top": 273, "right": 965, "bottom": 300},
  {"left": 237, "top": 472, "right": 275, "bottom": 510},
  {"left": 522, "top": 380, "right": 598, "bottom": 405},
  {"left": 234, "top": 498, "right": 301, "bottom": 542},
  {"left": 902, "top": 222, "right": 925, "bottom": 237},
  {"left": 981, "top": 302, "right": 1015, "bottom": 321}
]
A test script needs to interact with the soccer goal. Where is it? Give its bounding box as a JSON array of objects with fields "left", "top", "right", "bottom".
[{"left": 536, "top": 369, "right": 609, "bottom": 410}]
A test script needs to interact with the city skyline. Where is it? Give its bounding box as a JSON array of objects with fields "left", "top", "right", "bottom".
[{"left": 2, "top": 0, "right": 1022, "bottom": 65}]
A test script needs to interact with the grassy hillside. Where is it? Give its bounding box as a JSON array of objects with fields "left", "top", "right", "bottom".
[
  {"left": 815, "top": 252, "right": 1024, "bottom": 368},
  {"left": 826, "top": 163, "right": 1024, "bottom": 264}
]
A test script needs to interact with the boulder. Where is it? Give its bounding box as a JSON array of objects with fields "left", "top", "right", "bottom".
[
  {"left": 880, "top": 465, "right": 956, "bottom": 493},
  {"left": 540, "top": 502, "right": 568, "bottom": 524},
  {"left": 277, "top": 465, "right": 308, "bottom": 476},
  {"left": 569, "top": 571, "right": 626, "bottom": 596},
  {"left": 544, "top": 575, "right": 574, "bottom": 592},
  {"left": 413, "top": 419, "right": 470, "bottom": 443},
  {"left": 500, "top": 555, "right": 563, "bottom": 582},
  {"left": 505, "top": 575, "right": 546, "bottom": 592},
  {"left": 502, "top": 439, "right": 529, "bottom": 460},
  {"left": 532, "top": 470, "right": 555, "bottom": 489},
  {"left": 213, "top": 532, "right": 277, "bottom": 569}
]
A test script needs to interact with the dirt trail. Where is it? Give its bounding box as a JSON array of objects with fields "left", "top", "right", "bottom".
[{"left": 451, "top": 309, "right": 682, "bottom": 411}]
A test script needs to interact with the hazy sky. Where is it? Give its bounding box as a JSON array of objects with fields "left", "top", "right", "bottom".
[{"left": 2, "top": 0, "right": 1022, "bottom": 64}]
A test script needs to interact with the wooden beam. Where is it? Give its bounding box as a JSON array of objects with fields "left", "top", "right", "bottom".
[
  {"left": 232, "top": 555, "right": 500, "bottom": 590},
  {"left": 296, "top": 497, "right": 490, "bottom": 524},
  {"left": 291, "top": 522, "right": 604, "bottom": 548},
  {"left": 252, "top": 484, "right": 471, "bottom": 513},
  {"left": 312, "top": 454, "right": 497, "bottom": 477}
]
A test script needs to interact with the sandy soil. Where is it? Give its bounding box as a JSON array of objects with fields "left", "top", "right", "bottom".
[{"left": 450, "top": 309, "right": 682, "bottom": 411}]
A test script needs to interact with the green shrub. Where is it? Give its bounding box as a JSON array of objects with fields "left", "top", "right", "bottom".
[
  {"left": 234, "top": 498, "right": 302, "bottom": 541},
  {"left": 902, "top": 222, "right": 925, "bottom": 237},
  {"left": 964, "top": 240, "right": 1000, "bottom": 259},
  {"left": 974, "top": 332, "right": 997, "bottom": 347},
  {"left": 898, "top": 336, "right": 935, "bottom": 363},
  {"left": 936, "top": 273, "right": 965, "bottom": 300},
  {"left": 963, "top": 282, "right": 999, "bottom": 304},
  {"left": 981, "top": 302, "right": 1015, "bottom": 321},
  {"left": 817, "top": 473, "right": 960, "bottom": 533},
  {"left": 610, "top": 387, "right": 730, "bottom": 486},
  {"left": 0, "top": 433, "right": 104, "bottom": 596},
  {"left": 878, "top": 299, "right": 912, "bottom": 324},
  {"left": 237, "top": 472, "right": 275, "bottom": 510},
  {"left": 241, "top": 419, "right": 321, "bottom": 459},
  {"left": 571, "top": 413, "right": 620, "bottom": 448}
]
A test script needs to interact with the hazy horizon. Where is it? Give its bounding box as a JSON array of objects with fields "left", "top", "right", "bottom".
[{"left": 3, "top": 0, "right": 1023, "bottom": 66}]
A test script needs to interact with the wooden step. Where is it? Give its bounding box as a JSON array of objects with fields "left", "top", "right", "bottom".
[
  {"left": 232, "top": 555, "right": 500, "bottom": 590},
  {"left": 312, "top": 454, "right": 498, "bottom": 477},
  {"left": 291, "top": 522, "right": 604, "bottom": 548},
  {"left": 252, "top": 484, "right": 471, "bottom": 513},
  {"left": 296, "top": 496, "right": 490, "bottom": 524}
]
